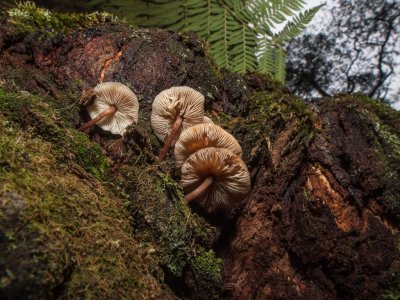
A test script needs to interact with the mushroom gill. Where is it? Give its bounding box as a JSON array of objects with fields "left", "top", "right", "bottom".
[
  {"left": 174, "top": 123, "right": 242, "bottom": 170},
  {"left": 151, "top": 86, "right": 205, "bottom": 161},
  {"left": 181, "top": 147, "right": 251, "bottom": 212},
  {"left": 79, "top": 82, "right": 139, "bottom": 135}
]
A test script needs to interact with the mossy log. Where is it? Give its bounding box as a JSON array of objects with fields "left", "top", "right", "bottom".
[{"left": 0, "top": 3, "right": 399, "bottom": 300}]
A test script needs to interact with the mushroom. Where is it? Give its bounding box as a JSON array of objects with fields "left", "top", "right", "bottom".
[
  {"left": 79, "top": 82, "right": 139, "bottom": 135},
  {"left": 181, "top": 147, "right": 251, "bottom": 212},
  {"left": 202, "top": 116, "right": 214, "bottom": 124},
  {"left": 174, "top": 123, "right": 242, "bottom": 170},
  {"left": 151, "top": 86, "right": 205, "bottom": 161}
]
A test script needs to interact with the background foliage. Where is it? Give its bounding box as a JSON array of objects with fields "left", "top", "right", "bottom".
[
  {"left": 286, "top": 0, "right": 400, "bottom": 104},
  {"left": 87, "top": 0, "right": 321, "bottom": 82}
]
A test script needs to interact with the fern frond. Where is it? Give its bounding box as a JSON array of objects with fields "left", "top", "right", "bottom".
[
  {"left": 86, "top": 0, "right": 320, "bottom": 81},
  {"left": 209, "top": 4, "right": 231, "bottom": 69},
  {"left": 138, "top": 1, "right": 188, "bottom": 30},
  {"left": 257, "top": 41, "right": 286, "bottom": 83},
  {"left": 248, "top": 0, "right": 307, "bottom": 32},
  {"left": 230, "top": 23, "right": 258, "bottom": 73},
  {"left": 275, "top": 47, "right": 286, "bottom": 83},
  {"left": 185, "top": 0, "right": 217, "bottom": 38},
  {"left": 274, "top": 5, "right": 323, "bottom": 43},
  {"left": 259, "top": 42, "right": 278, "bottom": 76}
]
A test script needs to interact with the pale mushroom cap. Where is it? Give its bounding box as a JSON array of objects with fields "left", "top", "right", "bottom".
[
  {"left": 151, "top": 86, "right": 205, "bottom": 143},
  {"left": 201, "top": 116, "right": 214, "bottom": 125},
  {"left": 181, "top": 147, "right": 251, "bottom": 212},
  {"left": 174, "top": 123, "right": 242, "bottom": 170},
  {"left": 87, "top": 82, "right": 139, "bottom": 135}
]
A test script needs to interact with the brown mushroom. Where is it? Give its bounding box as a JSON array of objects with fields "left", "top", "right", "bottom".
[
  {"left": 181, "top": 147, "right": 251, "bottom": 212},
  {"left": 151, "top": 86, "right": 205, "bottom": 161},
  {"left": 79, "top": 82, "right": 139, "bottom": 135},
  {"left": 174, "top": 123, "right": 242, "bottom": 170}
]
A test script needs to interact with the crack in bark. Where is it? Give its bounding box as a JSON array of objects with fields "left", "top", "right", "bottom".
[{"left": 99, "top": 49, "right": 123, "bottom": 83}]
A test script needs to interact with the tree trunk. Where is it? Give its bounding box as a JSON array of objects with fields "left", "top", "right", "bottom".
[
  {"left": 0, "top": 5, "right": 399, "bottom": 300},
  {"left": 219, "top": 95, "right": 400, "bottom": 299}
]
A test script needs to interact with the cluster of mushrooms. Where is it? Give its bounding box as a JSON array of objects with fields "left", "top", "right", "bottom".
[{"left": 79, "top": 82, "right": 251, "bottom": 213}]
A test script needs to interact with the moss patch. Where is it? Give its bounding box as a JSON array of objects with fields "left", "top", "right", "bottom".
[
  {"left": 191, "top": 250, "right": 222, "bottom": 299},
  {"left": 0, "top": 85, "right": 222, "bottom": 298},
  {"left": 117, "top": 161, "right": 221, "bottom": 298},
  {"left": 385, "top": 240, "right": 400, "bottom": 299},
  {"left": 329, "top": 94, "right": 400, "bottom": 220},
  {"left": 0, "top": 89, "right": 110, "bottom": 181},
  {"left": 213, "top": 90, "right": 314, "bottom": 167},
  {"left": 5, "top": 1, "right": 120, "bottom": 36},
  {"left": 0, "top": 112, "right": 171, "bottom": 298}
]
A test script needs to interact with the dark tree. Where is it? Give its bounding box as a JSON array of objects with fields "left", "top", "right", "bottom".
[{"left": 286, "top": 0, "right": 400, "bottom": 103}]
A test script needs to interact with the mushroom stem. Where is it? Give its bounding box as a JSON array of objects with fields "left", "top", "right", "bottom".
[
  {"left": 79, "top": 105, "right": 117, "bottom": 132},
  {"left": 185, "top": 176, "right": 214, "bottom": 202},
  {"left": 158, "top": 115, "right": 184, "bottom": 161}
]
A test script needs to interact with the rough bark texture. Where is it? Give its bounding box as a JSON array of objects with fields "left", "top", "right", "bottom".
[
  {"left": 0, "top": 4, "right": 399, "bottom": 300},
  {"left": 219, "top": 94, "right": 400, "bottom": 299}
]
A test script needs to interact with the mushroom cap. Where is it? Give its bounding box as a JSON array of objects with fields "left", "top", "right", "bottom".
[
  {"left": 151, "top": 86, "right": 205, "bottom": 143},
  {"left": 174, "top": 123, "right": 242, "bottom": 170},
  {"left": 181, "top": 147, "right": 250, "bottom": 212},
  {"left": 87, "top": 82, "right": 139, "bottom": 135},
  {"left": 201, "top": 116, "right": 214, "bottom": 125}
]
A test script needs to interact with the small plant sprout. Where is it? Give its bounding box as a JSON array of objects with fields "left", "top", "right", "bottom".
[
  {"left": 181, "top": 147, "right": 251, "bottom": 212},
  {"left": 79, "top": 82, "right": 139, "bottom": 135},
  {"left": 174, "top": 123, "right": 242, "bottom": 170},
  {"left": 151, "top": 86, "right": 205, "bottom": 161}
]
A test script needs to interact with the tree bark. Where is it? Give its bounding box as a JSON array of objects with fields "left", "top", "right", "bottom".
[
  {"left": 219, "top": 95, "right": 400, "bottom": 299},
  {"left": 0, "top": 9, "right": 399, "bottom": 300}
]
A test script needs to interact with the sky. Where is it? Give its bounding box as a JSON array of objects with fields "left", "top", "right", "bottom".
[
  {"left": 302, "top": 0, "right": 400, "bottom": 110},
  {"left": 308, "top": 1, "right": 330, "bottom": 29},
  {"left": 306, "top": 0, "right": 325, "bottom": 9}
]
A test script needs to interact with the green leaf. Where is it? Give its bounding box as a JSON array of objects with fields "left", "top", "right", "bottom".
[{"left": 86, "top": 0, "right": 321, "bottom": 81}]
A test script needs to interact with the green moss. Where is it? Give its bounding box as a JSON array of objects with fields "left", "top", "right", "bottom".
[
  {"left": 191, "top": 250, "right": 222, "bottom": 299},
  {"left": 0, "top": 89, "right": 110, "bottom": 180},
  {"left": 331, "top": 94, "right": 400, "bottom": 219},
  {"left": 6, "top": 1, "right": 120, "bottom": 36},
  {"left": 0, "top": 80, "right": 222, "bottom": 297},
  {"left": 71, "top": 132, "right": 110, "bottom": 181},
  {"left": 383, "top": 238, "right": 400, "bottom": 300},
  {"left": 122, "top": 165, "right": 215, "bottom": 267},
  {"left": 0, "top": 114, "right": 170, "bottom": 298},
  {"left": 374, "top": 124, "right": 400, "bottom": 202},
  {"left": 361, "top": 97, "right": 400, "bottom": 171},
  {"left": 215, "top": 90, "right": 314, "bottom": 165},
  {"left": 349, "top": 94, "right": 400, "bottom": 131},
  {"left": 251, "top": 90, "right": 311, "bottom": 121},
  {"left": 117, "top": 160, "right": 220, "bottom": 295},
  {"left": 382, "top": 268, "right": 400, "bottom": 300}
]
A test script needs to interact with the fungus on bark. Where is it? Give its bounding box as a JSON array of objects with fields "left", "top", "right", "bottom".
[
  {"left": 151, "top": 86, "right": 205, "bottom": 161},
  {"left": 174, "top": 123, "right": 242, "bottom": 170},
  {"left": 79, "top": 82, "right": 139, "bottom": 135},
  {"left": 181, "top": 147, "right": 251, "bottom": 212}
]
